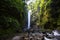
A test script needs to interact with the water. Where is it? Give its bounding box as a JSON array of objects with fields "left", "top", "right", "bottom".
[
  {"left": 44, "top": 30, "right": 60, "bottom": 40},
  {"left": 44, "top": 36, "right": 57, "bottom": 40},
  {"left": 52, "top": 30, "right": 60, "bottom": 36},
  {"left": 25, "top": 0, "right": 36, "bottom": 30},
  {"left": 25, "top": 0, "right": 31, "bottom": 30},
  {"left": 27, "top": 10, "right": 31, "bottom": 29}
]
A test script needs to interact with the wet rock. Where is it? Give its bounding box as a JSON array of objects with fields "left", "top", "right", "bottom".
[{"left": 12, "top": 36, "right": 21, "bottom": 40}]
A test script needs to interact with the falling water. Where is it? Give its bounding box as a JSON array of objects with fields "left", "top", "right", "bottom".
[
  {"left": 27, "top": 10, "right": 31, "bottom": 29},
  {"left": 25, "top": 0, "right": 32, "bottom": 30},
  {"left": 25, "top": 0, "right": 36, "bottom": 30}
]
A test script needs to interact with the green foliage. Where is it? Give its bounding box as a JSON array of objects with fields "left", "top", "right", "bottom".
[
  {"left": 29, "top": 0, "right": 60, "bottom": 31},
  {"left": 40, "top": 0, "right": 60, "bottom": 30},
  {"left": 29, "top": 0, "right": 51, "bottom": 26},
  {"left": 0, "top": 16, "right": 20, "bottom": 39},
  {"left": 0, "top": 0, "right": 26, "bottom": 39}
]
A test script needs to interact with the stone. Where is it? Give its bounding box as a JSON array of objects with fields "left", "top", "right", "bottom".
[{"left": 12, "top": 36, "right": 20, "bottom": 40}]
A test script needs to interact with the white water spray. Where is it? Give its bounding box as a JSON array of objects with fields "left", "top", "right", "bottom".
[{"left": 52, "top": 30, "right": 60, "bottom": 36}]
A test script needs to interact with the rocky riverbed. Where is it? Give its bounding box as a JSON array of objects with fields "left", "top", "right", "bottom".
[
  {"left": 11, "top": 32, "right": 44, "bottom": 40},
  {"left": 5, "top": 30, "right": 60, "bottom": 40},
  {"left": 6, "top": 32, "right": 60, "bottom": 40}
]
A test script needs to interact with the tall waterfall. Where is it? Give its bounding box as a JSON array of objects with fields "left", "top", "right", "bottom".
[
  {"left": 27, "top": 10, "right": 31, "bottom": 29},
  {"left": 25, "top": 0, "right": 36, "bottom": 30},
  {"left": 25, "top": 0, "right": 32, "bottom": 30}
]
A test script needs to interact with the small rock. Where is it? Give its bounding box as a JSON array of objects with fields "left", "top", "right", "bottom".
[{"left": 12, "top": 36, "right": 20, "bottom": 40}]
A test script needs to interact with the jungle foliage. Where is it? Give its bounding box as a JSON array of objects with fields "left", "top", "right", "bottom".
[
  {"left": 0, "top": 0, "right": 60, "bottom": 39},
  {"left": 29, "top": 0, "right": 60, "bottom": 31},
  {"left": 0, "top": 0, "right": 26, "bottom": 39}
]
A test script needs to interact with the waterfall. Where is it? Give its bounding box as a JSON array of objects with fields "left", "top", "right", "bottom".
[
  {"left": 27, "top": 10, "right": 31, "bottom": 29},
  {"left": 25, "top": 0, "right": 36, "bottom": 30},
  {"left": 25, "top": 0, "right": 32, "bottom": 30}
]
